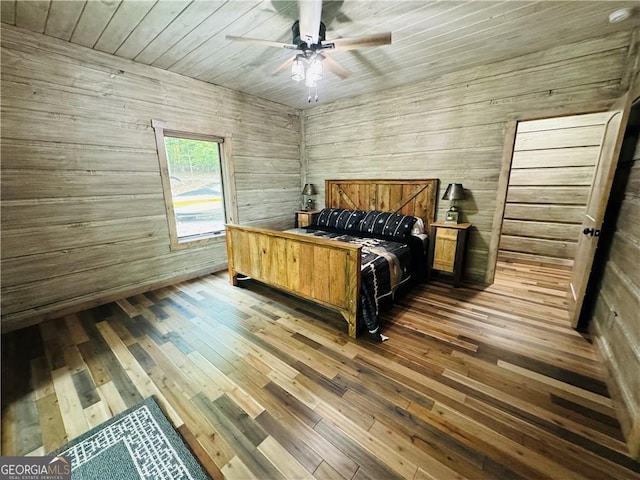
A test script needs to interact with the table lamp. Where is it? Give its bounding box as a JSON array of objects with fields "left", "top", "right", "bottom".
[
  {"left": 302, "top": 183, "right": 316, "bottom": 210},
  {"left": 442, "top": 183, "right": 465, "bottom": 223}
]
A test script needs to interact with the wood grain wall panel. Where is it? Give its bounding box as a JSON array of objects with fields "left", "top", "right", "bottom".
[
  {"left": 516, "top": 112, "right": 612, "bottom": 132},
  {"left": 1, "top": 108, "right": 157, "bottom": 149},
  {"left": 596, "top": 297, "right": 640, "bottom": 395},
  {"left": 0, "top": 25, "right": 300, "bottom": 331},
  {"left": 501, "top": 220, "right": 582, "bottom": 242},
  {"left": 616, "top": 197, "right": 640, "bottom": 240},
  {"left": 598, "top": 264, "right": 640, "bottom": 348},
  {"left": 499, "top": 235, "right": 577, "bottom": 259},
  {"left": 1, "top": 195, "right": 165, "bottom": 228},
  {"left": 234, "top": 173, "right": 300, "bottom": 191},
  {"left": 510, "top": 147, "right": 602, "bottom": 169},
  {"left": 508, "top": 166, "right": 597, "bottom": 186},
  {"left": 506, "top": 186, "right": 590, "bottom": 205},
  {"left": 607, "top": 230, "right": 640, "bottom": 289},
  {"left": 0, "top": 71, "right": 299, "bottom": 140},
  {"left": 1, "top": 170, "right": 162, "bottom": 199},
  {"left": 303, "top": 32, "right": 632, "bottom": 283},
  {"left": 589, "top": 126, "right": 640, "bottom": 460},
  {"left": 235, "top": 189, "right": 300, "bottom": 207},
  {"left": 513, "top": 125, "right": 606, "bottom": 150},
  {"left": 234, "top": 156, "right": 302, "bottom": 175},
  {"left": 0, "top": 140, "right": 160, "bottom": 172},
  {"left": 1, "top": 237, "right": 167, "bottom": 287},
  {"left": 1, "top": 216, "right": 168, "bottom": 258},
  {"left": 302, "top": 33, "right": 628, "bottom": 119},
  {"left": 0, "top": 34, "right": 300, "bottom": 138},
  {"left": 503, "top": 204, "right": 585, "bottom": 223}
]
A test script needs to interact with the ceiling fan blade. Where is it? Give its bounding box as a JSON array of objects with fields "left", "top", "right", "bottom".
[
  {"left": 329, "top": 32, "right": 392, "bottom": 51},
  {"left": 320, "top": 53, "right": 349, "bottom": 80},
  {"left": 272, "top": 54, "right": 297, "bottom": 76},
  {"left": 226, "top": 35, "right": 297, "bottom": 50}
]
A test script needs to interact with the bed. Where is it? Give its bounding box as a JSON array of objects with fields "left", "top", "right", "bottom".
[{"left": 225, "top": 179, "right": 438, "bottom": 339}]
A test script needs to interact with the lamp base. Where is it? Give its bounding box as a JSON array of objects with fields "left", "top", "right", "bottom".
[
  {"left": 445, "top": 208, "right": 460, "bottom": 224},
  {"left": 305, "top": 198, "right": 314, "bottom": 211}
]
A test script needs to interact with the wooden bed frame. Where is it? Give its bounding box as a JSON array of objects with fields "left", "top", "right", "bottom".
[{"left": 226, "top": 179, "right": 438, "bottom": 338}]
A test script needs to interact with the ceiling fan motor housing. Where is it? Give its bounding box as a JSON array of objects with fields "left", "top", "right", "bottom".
[{"left": 292, "top": 20, "right": 326, "bottom": 49}]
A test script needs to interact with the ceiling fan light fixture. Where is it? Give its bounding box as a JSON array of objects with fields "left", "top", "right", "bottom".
[
  {"left": 291, "top": 55, "right": 305, "bottom": 82},
  {"left": 227, "top": 0, "right": 392, "bottom": 103},
  {"left": 306, "top": 56, "right": 323, "bottom": 83}
]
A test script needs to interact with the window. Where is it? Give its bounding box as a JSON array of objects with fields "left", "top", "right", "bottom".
[{"left": 152, "top": 120, "right": 236, "bottom": 249}]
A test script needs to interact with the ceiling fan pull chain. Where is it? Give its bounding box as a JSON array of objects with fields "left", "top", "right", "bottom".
[{"left": 307, "top": 86, "right": 318, "bottom": 103}]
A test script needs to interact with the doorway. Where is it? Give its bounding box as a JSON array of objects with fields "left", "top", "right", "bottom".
[
  {"left": 488, "top": 96, "right": 630, "bottom": 328},
  {"left": 497, "top": 112, "right": 611, "bottom": 268}
]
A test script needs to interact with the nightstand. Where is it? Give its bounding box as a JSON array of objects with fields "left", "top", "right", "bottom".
[
  {"left": 428, "top": 222, "right": 472, "bottom": 287},
  {"left": 295, "top": 210, "right": 320, "bottom": 228}
]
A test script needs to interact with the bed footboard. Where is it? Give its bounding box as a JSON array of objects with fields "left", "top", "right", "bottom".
[{"left": 225, "top": 225, "right": 362, "bottom": 338}]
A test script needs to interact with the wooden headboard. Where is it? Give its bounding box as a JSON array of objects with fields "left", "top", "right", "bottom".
[{"left": 325, "top": 179, "right": 439, "bottom": 231}]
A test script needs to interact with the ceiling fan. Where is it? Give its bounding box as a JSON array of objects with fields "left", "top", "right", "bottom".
[{"left": 225, "top": 0, "right": 392, "bottom": 102}]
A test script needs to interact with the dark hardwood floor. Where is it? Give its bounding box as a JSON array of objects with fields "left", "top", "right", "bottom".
[{"left": 2, "top": 260, "right": 639, "bottom": 479}]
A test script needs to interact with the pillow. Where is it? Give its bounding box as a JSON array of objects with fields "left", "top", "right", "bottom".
[
  {"left": 358, "top": 211, "right": 418, "bottom": 239},
  {"left": 312, "top": 208, "right": 366, "bottom": 232},
  {"left": 411, "top": 217, "right": 425, "bottom": 236}
]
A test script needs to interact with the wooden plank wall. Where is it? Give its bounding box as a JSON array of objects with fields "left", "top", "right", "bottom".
[
  {"left": 589, "top": 116, "right": 640, "bottom": 460},
  {"left": 499, "top": 112, "right": 610, "bottom": 266},
  {"left": 303, "top": 31, "right": 635, "bottom": 283},
  {"left": 0, "top": 25, "right": 301, "bottom": 332}
]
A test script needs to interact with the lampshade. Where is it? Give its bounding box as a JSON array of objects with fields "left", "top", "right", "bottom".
[
  {"left": 305, "top": 57, "right": 323, "bottom": 88},
  {"left": 442, "top": 183, "right": 465, "bottom": 201},
  {"left": 291, "top": 55, "right": 305, "bottom": 82},
  {"left": 302, "top": 183, "right": 316, "bottom": 195}
]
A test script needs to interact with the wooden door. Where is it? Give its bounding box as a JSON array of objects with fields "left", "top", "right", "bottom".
[{"left": 568, "top": 93, "right": 631, "bottom": 328}]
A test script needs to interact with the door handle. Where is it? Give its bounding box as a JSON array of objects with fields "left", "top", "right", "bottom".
[{"left": 583, "top": 227, "right": 601, "bottom": 237}]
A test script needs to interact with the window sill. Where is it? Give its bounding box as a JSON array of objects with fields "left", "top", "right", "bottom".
[{"left": 171, "top": 232, "right": 226, "bottom": 251}]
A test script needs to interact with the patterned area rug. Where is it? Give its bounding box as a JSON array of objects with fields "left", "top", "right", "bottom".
[{"left": 53, "top": 396, "right": 209, "bottom": 479}]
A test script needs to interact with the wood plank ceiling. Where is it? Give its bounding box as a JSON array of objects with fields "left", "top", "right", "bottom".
[{"left": 1, "top": 1, "right": 639, "bottom": 110}]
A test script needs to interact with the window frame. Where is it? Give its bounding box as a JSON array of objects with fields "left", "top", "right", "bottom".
[{"left": 152, "top": 119, "right": 237, "bottom": 250}]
